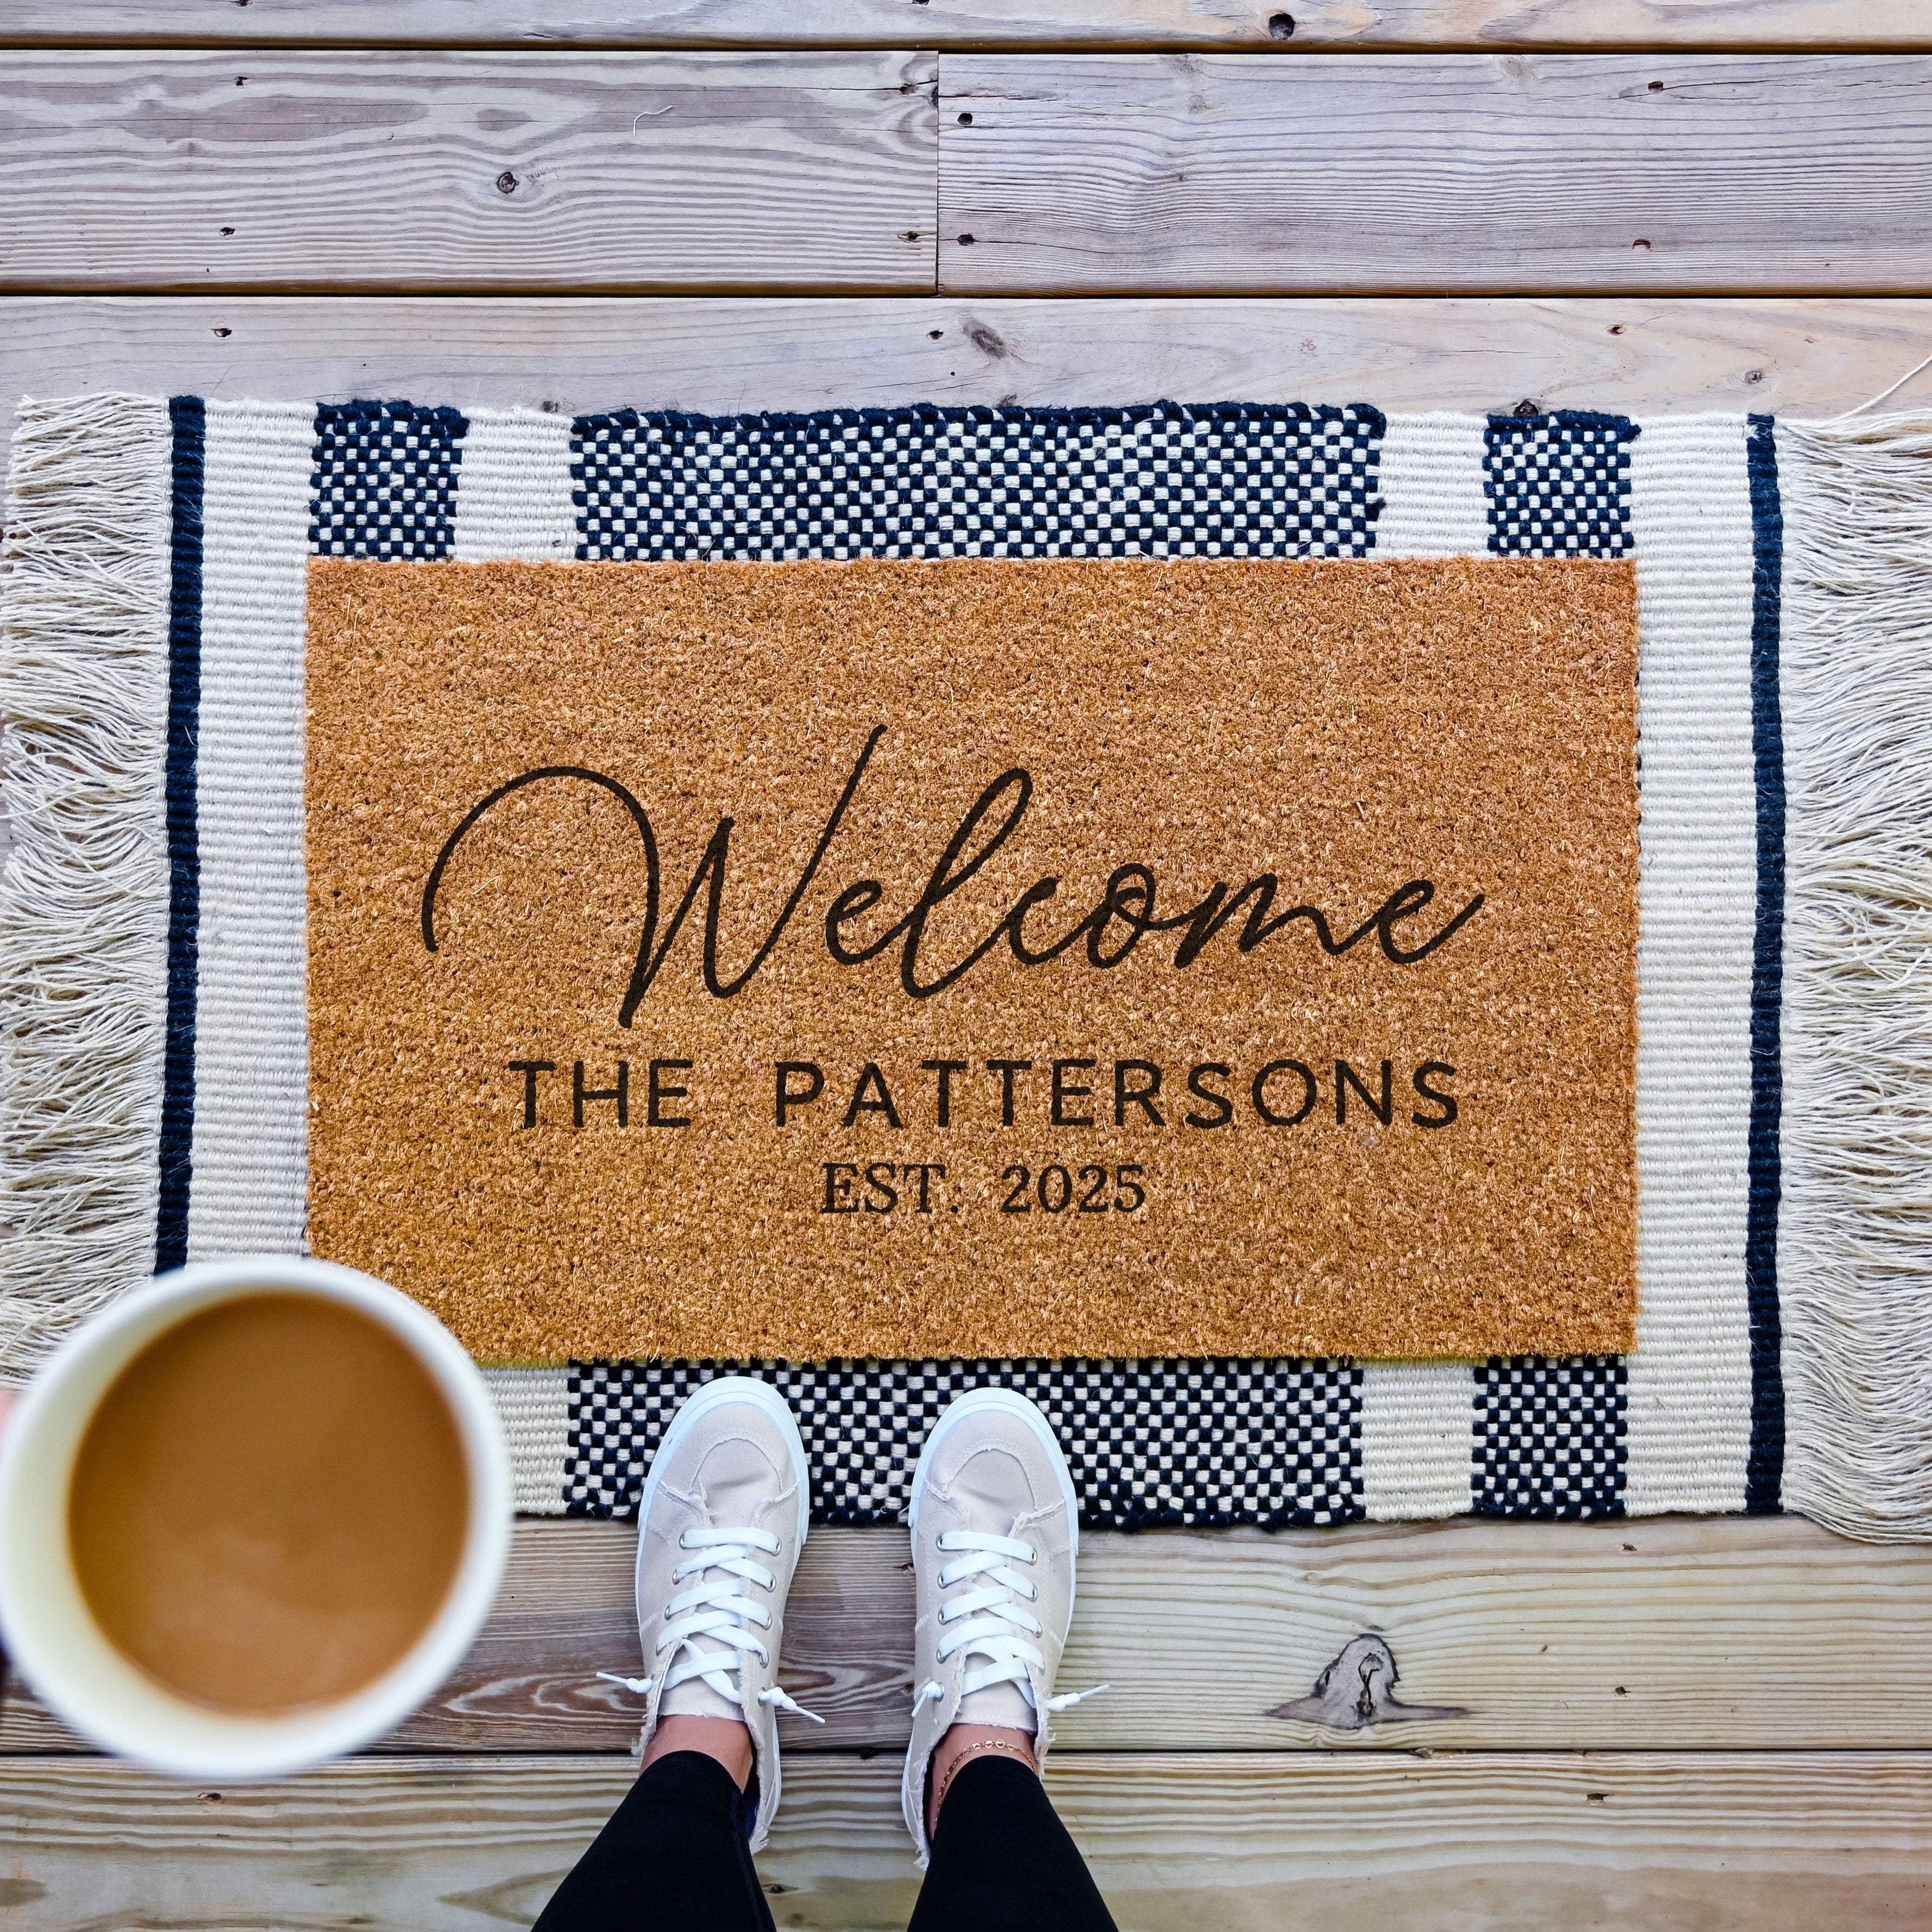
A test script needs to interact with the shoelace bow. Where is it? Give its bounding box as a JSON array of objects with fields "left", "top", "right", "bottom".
[
  {"left": 911, "top": 1529, "right": 1108, "bottom": 1717},
  {"left": 598, "top": 1525, "right": 822, "bottom": 1724}
]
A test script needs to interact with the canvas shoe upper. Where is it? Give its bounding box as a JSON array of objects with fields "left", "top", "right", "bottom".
[
  {"left": 598, "top": 1375, "right": 818, "bottom": 1853},
  {"left": 900, "top": 1387, "right": 1107, "bottom": 1865}
]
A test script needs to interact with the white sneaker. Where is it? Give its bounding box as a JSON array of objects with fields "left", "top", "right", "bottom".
[
  {"left": 900, "top": 1388, "right": 1107, "bottom": 1865},
  {"left": 599, "top": 1376, "right": 819, "bottom": 1852}
]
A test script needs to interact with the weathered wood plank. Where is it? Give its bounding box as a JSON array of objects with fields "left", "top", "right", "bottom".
[
  {"left": 376, "top": 1520, "right": 914, "bottom": 1757},
  {"left": 5, "top": 1751, "right": 1932, "bottom": 1930},
  {"left": 939, "top": 54, "right": 1932, "bottom": 292},
  {"left": 4, "top": 294, "right": 1929, "bottom": 488},
  {"left": 371, "top": 1514, "right": 1932, "bottom": 1755},
  {"left": 9, "top": 54, "right": 1930, "bottom": 297},
  {"left": 0, "top": 52, "right": 937, "bottom": 293},
  {"left": 12, "top": 1515, "right": 1932, "bottom": 1755},
  {"left": 5, "top": 0, "right": 1930, "bottom": 51}
]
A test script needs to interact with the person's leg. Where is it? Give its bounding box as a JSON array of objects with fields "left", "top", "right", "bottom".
[
  {"left": 907, "top": 1750, "right": 1116, "bottom": 1932},
  {"left": 899, "top": 1389, "right": 1118, "bottom": 1932},
  {"left": 534, "top": 1376, "right": 816, "bottom": 1930},
  {"left": 532, "top": 1742, "right": 774, "bottom": 1932}
]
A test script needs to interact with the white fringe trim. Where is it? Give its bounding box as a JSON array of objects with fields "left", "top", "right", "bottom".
[
  {"left": 0, "top": 395, "right": 172, "bottom": 1384},
  {"left": 1778, "top": 411, "right": 1932, "bottom": 1542}
]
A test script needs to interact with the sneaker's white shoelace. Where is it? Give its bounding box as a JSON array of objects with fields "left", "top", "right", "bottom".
[
  {"left": 598, "top": 1525, "right": 822, "bottom": 1724},
  {"left": 911, "top": 1529, "right": 1108, "bottom": 1717}
]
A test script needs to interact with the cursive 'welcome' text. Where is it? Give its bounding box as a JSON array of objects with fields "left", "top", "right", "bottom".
[{"left": 419, "top": 728, "right": 1485, "bottom": 1025}]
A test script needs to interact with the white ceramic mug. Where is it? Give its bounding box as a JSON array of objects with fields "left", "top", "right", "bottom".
[{"left": 0, "top": 1256, "right": 510, "bottom": 1780}]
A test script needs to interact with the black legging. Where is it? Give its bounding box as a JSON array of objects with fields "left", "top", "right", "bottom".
[{"left": 532, "top": 1749, "right": 1119, "bottom": 1932}]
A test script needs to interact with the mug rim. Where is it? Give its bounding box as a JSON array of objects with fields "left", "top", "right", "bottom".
[{"left": 0, "top": 1257, "right": 511, "bottom": 1780}]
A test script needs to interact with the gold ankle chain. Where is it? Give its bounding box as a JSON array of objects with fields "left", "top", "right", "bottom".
[{"left": 931, "top": 1737, "right": 1038, "bottom": 1816}]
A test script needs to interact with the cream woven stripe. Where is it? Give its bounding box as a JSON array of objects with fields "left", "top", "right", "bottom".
[
  {"left": 450, "top": 409, "right": 576, "bottom": 563},
  {"left": 185, "top": 402, "right": 313, "bottom": 1260},
  {"left": 1623, "top": 414, "right": 1757, "bottom": 1514},
  {"left": 1359, "top": 1362, "right": 1476, "bottom": 1519},
  {"left": 484, "top": 1366, "right": 573, "bottom": 1513},
  {"left": 1372, "top": 411, "right": 1489, "bottom": 559}
]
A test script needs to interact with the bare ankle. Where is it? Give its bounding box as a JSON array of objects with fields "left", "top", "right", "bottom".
[
  {"left": 924, "top": 1722, "right": 1036, "bottom": 1839},
  {"left": 642, "top": 1713, "right": 755, "bottom": 1791}
]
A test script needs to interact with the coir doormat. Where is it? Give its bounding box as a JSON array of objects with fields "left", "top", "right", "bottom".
[
  {"left": 2, "top": 396, "right": 1928, "bottom": 1542},
  {"left": 306, "top": 555, "right": 1638, "bottom": 1365}
]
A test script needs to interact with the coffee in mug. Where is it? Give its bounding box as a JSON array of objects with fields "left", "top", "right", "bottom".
[
  {"left": 0, "top": 1258, "right": 510, "bottom": 1778},
  {"left": 68, "top": 1291, "right": 471, "bottom": 1714}
]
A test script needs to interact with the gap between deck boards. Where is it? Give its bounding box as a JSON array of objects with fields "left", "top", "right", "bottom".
[{"left": 6, "top": 0, "right": 1932, "bottom": 51}]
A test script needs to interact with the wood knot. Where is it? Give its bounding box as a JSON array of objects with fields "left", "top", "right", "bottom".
[{"left": 1265, "top": 1634, "right": 1469, "bottom": 1730}]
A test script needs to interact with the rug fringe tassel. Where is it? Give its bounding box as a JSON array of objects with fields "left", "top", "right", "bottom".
[
  {"left": 1778, "top": 411, "right": 1932, "bottom": 1541},
  {"left": 0, "top": 394, "right": 172, "bottom": 1384}
]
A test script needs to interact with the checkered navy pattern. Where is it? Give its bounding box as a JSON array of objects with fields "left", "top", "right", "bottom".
[
  {"left": 1484, "top": 410, "right": 1638, "bottom": 557},
  {"left": 1473, "top": 1356, "right": 1627, "bottom": 1520},
  {"left": 570, "top": 403, "right": 1385, "bottom": 563},
  {"left": 566, "top": 1359, "right": 1363, "bottom": 1530},
  {"left": 309, "top": 400, "right": 468, "bottom": 560}
]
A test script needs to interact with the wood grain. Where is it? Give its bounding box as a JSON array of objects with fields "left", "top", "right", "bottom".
[
  {"left": 5, "top": 1749, "right": 1932, "bottom": 1930},
  {"left": 11, "top": 1515, "right": 1932, "bottom": 1755},
  {"left": 4, "top": 295, "right": 1930, "bottom": 488},
  {"left": 8, "top": 54, "right": 1930, "bottom": 296},
  {"left": 0, "top": 52, "right": 938, "bottom": 293},
  {"left": 368, "top": 1514, "right": 1932, "bottom": 1755},
  {"left": 939, "top": 53, "right": 1932, "bottom": 292},
  {"left": 5, "top": 0, "right": 1929, "bottom": 50}
]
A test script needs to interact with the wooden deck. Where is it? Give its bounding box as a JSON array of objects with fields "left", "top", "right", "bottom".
[
  {"left": 4, "top": 4, "right": 1932, "bottom": 1924},
  {"left": 8, "top": 1518, "right": 1932, "bottom": 1923}
]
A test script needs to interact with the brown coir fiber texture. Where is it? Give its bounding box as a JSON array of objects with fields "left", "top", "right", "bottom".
[{"left": 305, "top": 556, "right": 1640, "bottom": 1364}]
